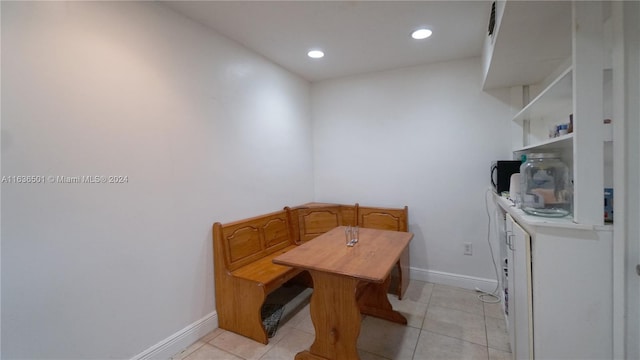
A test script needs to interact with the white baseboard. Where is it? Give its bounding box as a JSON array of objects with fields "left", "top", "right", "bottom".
[
  {"left": 131, "top": 311, "right": 218, "bottom": 360},
  {"left": 410, "top": 267, "right": 499, "bottom": 293}
]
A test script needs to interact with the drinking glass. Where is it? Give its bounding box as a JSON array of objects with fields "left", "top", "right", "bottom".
[{"left": 345, "top": 226, "right": 354, "bottom": 246}]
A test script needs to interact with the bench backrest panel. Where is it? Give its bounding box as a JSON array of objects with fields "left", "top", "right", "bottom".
[
  {"left": 263, "top": 217, "right": 290, "bottom": 249},
  {"left": 217, "top": 210, "right": 294, "bottom": 271},
  {"left": 226, "top": 225, "right": 262, "bottom": 263},
  {"left": 297, "top": 206, "right": 343, "bottom": 243},
  {"left": 358, "top": 206, "right": 408, "bottom": 232},
  {"left": 214, "top": 204, "right": 408, "bottom": 272},
  {"left": 340, "top": 205, "right": 357, "bottom": 226}
]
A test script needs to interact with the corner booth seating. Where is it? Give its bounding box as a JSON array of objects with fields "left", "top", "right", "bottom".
[{"left": 212, "top": 202, "right": 409, "bottom": 344}]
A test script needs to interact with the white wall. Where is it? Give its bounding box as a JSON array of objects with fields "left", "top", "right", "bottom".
[
  {"left": 0, "top": 2, "right": 313, "bottom": 358},
  {"left": 311, "top": 58, "right": 512, "bottom": 284}
]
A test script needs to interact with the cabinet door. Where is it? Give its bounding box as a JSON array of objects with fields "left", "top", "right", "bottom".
[
  {"left": 506, "top": 214, "right": 533, "bottom": 360},
  {"left": 505, "top": 218, "right": 516, "bottom": 356}
]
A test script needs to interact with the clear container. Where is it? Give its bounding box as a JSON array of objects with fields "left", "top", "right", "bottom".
[{"left": 520, "top": 153, "right": 572, "bottom": 217}]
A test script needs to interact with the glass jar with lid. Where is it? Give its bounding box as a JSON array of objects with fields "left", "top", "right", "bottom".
[{"left": 519, "top": 153, "right": 572, "bottom": 217}]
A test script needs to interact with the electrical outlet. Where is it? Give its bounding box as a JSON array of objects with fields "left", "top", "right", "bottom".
[{"left": 464, "top": 242, "right": 473, "bottom": 255}]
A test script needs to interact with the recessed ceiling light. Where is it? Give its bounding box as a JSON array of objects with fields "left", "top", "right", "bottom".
[
  {"left": 307, "top": 50, "right": 325, "bottom": 59},
  {"left": 411, "top": 28, "right": 433, "bottom": 40}
]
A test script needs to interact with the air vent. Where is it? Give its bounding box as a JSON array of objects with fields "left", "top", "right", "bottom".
[{"left": 488, "top": 2, "right": 496, "bottom": 36}]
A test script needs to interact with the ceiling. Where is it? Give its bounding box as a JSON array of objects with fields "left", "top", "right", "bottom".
[{"left": 162, "top": 1, "right": 492, "bottom": 82}]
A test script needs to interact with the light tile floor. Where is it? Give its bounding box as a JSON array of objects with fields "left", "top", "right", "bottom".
[{"left": 171, "top": 280, "right": 511, "bottom": 360}]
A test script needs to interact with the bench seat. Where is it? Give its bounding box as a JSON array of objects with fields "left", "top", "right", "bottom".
[{"left": 231, "top": 245, "right": 301, "bottom": 294}]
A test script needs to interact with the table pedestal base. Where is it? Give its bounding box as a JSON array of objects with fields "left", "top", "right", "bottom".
[
  {"left": 295, "top": 270, "right": 407, "bottom": 360},
  {"left": 357, "top": 275, "right": 408, "bottom": 325}
]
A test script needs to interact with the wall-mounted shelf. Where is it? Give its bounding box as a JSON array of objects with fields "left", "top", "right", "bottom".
[
  {"left": 512, "top": 66, "right": 573, "bottom": 125},
  {"left": 515, "top": 133, "right": 573, "bottom": 153}
]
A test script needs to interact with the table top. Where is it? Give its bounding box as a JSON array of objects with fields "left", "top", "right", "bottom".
[{"left": 273, "top": 226, "right": 413, "bottom": 283}]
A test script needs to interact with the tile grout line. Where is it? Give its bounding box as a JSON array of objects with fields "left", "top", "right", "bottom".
[
  {"left": 411, "top": 284, "right": 434, "bottom": 360},
  {"left": 172, "top": 341, "right": 207, "bottom": 360},
  {"left": 483, "top": 302, "right": 491, "bottom": 360},
  {"left": 419, "top": 328, "right": 495, "bottom": 348}
]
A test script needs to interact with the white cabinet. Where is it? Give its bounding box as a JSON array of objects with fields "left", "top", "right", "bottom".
[
  {"left": 498, "top": 196, "right": 613, "bottom": 359},
  {"left": 505, "top": 214, "right": 533, "bottom": 360}
]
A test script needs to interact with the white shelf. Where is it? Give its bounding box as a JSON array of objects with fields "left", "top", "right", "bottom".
[
  {"left": 515, "top": 133, "right": 573, "bottom": 153},
  {"left": 513, "top": 66, "right": 573, "bottom": 125}
]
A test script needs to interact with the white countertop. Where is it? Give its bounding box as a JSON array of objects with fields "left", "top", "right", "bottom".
[{"left": 494, "top": 193, "right": 612, "bottom": 232}]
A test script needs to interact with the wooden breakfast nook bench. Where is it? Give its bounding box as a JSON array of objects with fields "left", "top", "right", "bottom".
[
  {"left": 212, "top": 209, "right": 303, "bottom": 344},
  {"left": 212, "top": 202, "right": 410, "bottom": 344}
]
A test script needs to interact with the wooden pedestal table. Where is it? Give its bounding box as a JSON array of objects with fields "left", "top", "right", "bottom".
[{"left": 273, "top": 226, "right": 413, "bottom": 360}]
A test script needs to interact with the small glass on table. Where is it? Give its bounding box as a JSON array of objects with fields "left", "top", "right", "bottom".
[{"left": 345, "top": 226, "right": 359, "bottom": 246}]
